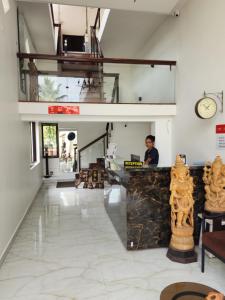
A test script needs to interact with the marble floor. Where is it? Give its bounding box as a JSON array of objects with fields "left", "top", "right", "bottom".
[{"left": 0, "top": 183, "right": 224, "bottom": 300}]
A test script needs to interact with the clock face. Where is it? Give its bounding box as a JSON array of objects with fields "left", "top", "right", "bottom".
[{"left": 195, "top": 97, "right": 217, "bottom": 119}]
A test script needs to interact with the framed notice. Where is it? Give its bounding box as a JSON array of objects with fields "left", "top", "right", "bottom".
[{"left": 216, "top": 124, "right": 225, "bottom": 149}]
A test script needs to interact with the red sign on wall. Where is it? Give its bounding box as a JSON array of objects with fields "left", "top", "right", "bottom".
[
  {"left": 216, "top": 124, "right": 225, "bottom": 134},
  {"left": 48, "top": 106, "right": 80, "bottom": 115}
]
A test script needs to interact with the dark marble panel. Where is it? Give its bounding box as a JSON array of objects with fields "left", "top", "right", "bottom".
[
  {"left": 104, "top": 184, "right": 127, "bottom": 248},
  {"left": 126, "top": 169, "right": 171, "bottom": 250},
  {"left": 191, "top": 167, "right": 205, "bottom": 244},
  {"left": 105, "top": 167, "right": 205, "bottom": 251}
]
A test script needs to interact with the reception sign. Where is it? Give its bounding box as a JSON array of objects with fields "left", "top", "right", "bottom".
[
  {"left": 124, "top": 161, "right": 143, "bottom": 169},
  {"left": 216, "top": 124, "right": 225, "bottom": 149},
  {"left": 48, "top": 106, "right": 80, "bottom": 115}
]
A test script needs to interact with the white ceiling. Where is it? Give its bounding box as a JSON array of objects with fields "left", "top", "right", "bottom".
[
  {"left": 18, "top": 2, "right": 55, "bottom": 54},
  {"left": 17, "top": 0, "right": 184, "bottom": 14},
  {"left": 53, "top": 5, "right": 98, "bottom": 36},
  {"left": 100, "top": 10, "right": 167, "bottom": 58}
]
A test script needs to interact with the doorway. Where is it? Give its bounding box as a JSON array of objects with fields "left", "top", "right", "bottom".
[{"left": 59, "top": 130, "right": 78, "bottom": 173}]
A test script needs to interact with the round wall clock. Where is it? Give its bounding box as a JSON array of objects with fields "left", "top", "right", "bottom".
[{"left": 195, "top": 97, "right": 217, "bottom": 119}]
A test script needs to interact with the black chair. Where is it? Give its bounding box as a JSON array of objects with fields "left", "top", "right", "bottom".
[{"left": 201, "top": 212, "right": 225, "bottom": 273}]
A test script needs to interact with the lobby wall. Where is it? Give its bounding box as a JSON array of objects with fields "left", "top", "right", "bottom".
[
  {"left": 0, "top": 0, "right": 43, "bottom": 260},
  {"left": 110, "top": 122, "right": 152, "bottom": 162},
  {"left": 108, "top": 120, "right": 172, "bottom": 167},
  {"left": 43, "top": 120, "right": 172, "bottom": 175},
  {"left": 135, "top": 0, "right": 225, "bottom": 165},
  {"left": 43, "top": 122, "right": 107, "bottom": 175}
]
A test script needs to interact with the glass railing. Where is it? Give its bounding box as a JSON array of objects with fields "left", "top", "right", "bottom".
[
  {"left": 18, "top": 57, "right": 176, "bottom": 104},
  {"left": 79, "top": 134, "right": 107, "bottom": 170},
  {"left": 79, "top": 139, "right": 105, "bottom": 169}
]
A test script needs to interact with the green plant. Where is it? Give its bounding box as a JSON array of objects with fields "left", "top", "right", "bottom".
[{"left": 39, "top": 77, "right": 61, "bottom": 101}]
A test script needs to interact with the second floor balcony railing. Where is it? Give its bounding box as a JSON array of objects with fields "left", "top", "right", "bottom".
[{"left": 17, "top": 53, "right": 176, "bottom": 104}]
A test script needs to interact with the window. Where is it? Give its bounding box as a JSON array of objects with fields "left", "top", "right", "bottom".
[
  {"left": 42, "top": 123, "right": 59, "bottom": 158},
  {"left": 30, "top": 122, "right": 37, "bottom": 163}
]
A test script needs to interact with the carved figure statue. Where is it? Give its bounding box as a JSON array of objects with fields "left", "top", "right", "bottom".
[
  {"left": 169, "top": 155, "right": 195, "bottom": 251},
  {"left": 206, "top": 292, "right": 225, "bottom": 300},
  {"left": 203, "top": 155, "right": 225, "bottom": 213}
]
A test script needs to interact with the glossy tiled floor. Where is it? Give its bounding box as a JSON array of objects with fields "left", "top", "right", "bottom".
[{"left": 0, "top": 183, "right": 224, "bottom": 300}]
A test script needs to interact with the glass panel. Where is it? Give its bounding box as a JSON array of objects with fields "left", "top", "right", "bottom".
[
  {"left": 103, "top": 76, "right": 117, "bottom": 103},
  {"left": 42, "top": 124, "right": 59, "bottom": 158},
  {"left": 38, "top": 76, "right": 105, "bottom": 102},
  {"left": 103, "top": 63, "right": 175, "bottom": 104},
  {"left": 19, "top": 59, "right": 176, "bottom": 104},
  {"left": 80, "top": 139, "right": 105, "bottom": 169}
]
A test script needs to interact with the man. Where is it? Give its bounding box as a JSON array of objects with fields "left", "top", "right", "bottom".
[{"left": 144, "top": 135, "right": 159, "bottom": 166}]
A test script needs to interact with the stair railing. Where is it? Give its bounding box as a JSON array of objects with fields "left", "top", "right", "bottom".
[
  {"left": 78, "top": 132, "right": 108, "bottom": 171},
  {"left": 111, "top": 74, "right": 120, "bottom": 103},
  {"left": 93, "top": 8, "right": 101, "bottom": 30},
  {"left": 50, "top": 4, "right": 62, "bottom": 55},
  {"left": 90, "top": 26, "right": 103, "bottom": 58}
]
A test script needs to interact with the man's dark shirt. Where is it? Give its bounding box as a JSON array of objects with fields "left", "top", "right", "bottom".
[{"left": 144, "top": 147, "right": 159, "bottom": 166}]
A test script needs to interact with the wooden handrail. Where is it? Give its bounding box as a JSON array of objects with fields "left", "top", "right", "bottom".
[
  {"left": 79, "top": 133, "right": 108, "bottom": 153},
  {"left": 17, "top": 52, "right": 176, "bottom": 66},
  {"left": 93, "top": 8, "right": 101, "bottom": 30},
  {"left": 90, "top": 26, "right": 103, "bottom": 58},
  {"left": 111, "top": 75, "right": 119, "bottom": 103},
  {"left": 56, "top": 24, "right": 62, "bottom": 55},
  {"left": 49, "top": 4, "right": 61, "bottom": 55},
  {"left": 50, "top": 4, "right": 55, "bottom": 27},
  {"left": 50, "top": 4, "right": 60, "bottom": 27}
]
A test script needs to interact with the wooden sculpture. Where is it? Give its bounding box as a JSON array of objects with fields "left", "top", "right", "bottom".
[
  {"left": 167, "top": 155, "right": 197, "bottom": 263},
  {"left": 206, "top": 292, "right": 225, "bottom": 300},
  {"left": 203, "top": 155, "right": 225, "bottom": 213}
]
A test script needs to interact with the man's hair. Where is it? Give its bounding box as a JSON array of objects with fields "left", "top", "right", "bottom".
[{"left": 145, "top": 135, "right": 155, "bottom": 143}]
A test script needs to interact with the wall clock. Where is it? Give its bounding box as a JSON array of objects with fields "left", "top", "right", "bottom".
[{"left": 195, "top": 97, "right": 217, "bottom": 119}]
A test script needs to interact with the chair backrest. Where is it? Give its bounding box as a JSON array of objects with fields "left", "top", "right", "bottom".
[{"left": 202, "top": 212, "right": 225, "bottom": 233}]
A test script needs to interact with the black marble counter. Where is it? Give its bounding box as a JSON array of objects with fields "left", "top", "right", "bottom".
[{"left": 104, "top": 166, "right": 205, "bottom": 250}]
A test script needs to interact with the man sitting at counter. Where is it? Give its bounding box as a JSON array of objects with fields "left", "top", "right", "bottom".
[{"left": 144, "top": 135, "right": 159, "bottom": 166}]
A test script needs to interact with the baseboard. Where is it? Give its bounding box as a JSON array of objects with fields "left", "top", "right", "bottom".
[{"left": 0, "top": 181, "right": 43, "bottom": 267}]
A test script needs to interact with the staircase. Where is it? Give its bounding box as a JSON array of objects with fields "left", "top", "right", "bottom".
[
  {"left": 78, "top": 131, "right": 109, "bottom": 171},
  {"left": 17, "top": 4, "right": 120, "bottom": 103}
]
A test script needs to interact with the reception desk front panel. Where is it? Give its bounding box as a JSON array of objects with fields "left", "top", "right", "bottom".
[{"left": 105, "top": 167, "right": 205, "bottom": 250}]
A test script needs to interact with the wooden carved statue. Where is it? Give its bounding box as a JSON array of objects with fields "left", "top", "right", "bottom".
[
  {"left": 203, "top": 155, "right": 225, "bottom": 213},
  {"left": 169, "top": 155, "right": 195, "bottom": 253},
  {"left": 206, "top": 292, "right": 225, "bottom": 300}
]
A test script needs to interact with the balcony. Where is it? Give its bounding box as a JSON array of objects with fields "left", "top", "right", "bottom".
[{"left": 17, "top": 53, "right": 176, "bottom": 121}]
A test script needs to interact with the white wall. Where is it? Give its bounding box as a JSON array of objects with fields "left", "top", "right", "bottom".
[
  {"left": 131, "top": 65, "right": 176, "bottom": 103},
  {"left": 18, "top": 12, "right": 36, "bottom": 53},
  {"left": 0, "top": 0, "right": 42, "bottom": 260},
  {"left": 110, "top": 122, "right": 151, "bottom": 162},
  {"left": 135, "top": 0, "right": 225, "bottom": 165},
  {"left": 104, "top": 64, "right": 175, "bottom": 104},
  {"left": 110, "top": 121, "right": 172, "bottom": 166},
  {"left": 154, "top": 118, "right": 173, "bottom": 166},
  {"left": 104, "top": 64, "right": 134, "bottom": 102}
]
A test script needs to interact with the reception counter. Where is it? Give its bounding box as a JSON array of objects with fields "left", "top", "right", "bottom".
[{"left": 104, "top": 166, "right": 205, "bottom": 250}]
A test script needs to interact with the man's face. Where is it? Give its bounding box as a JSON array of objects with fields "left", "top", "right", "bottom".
[{"left": 145, "top": 139, "right": 154, "bottom": 149}]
